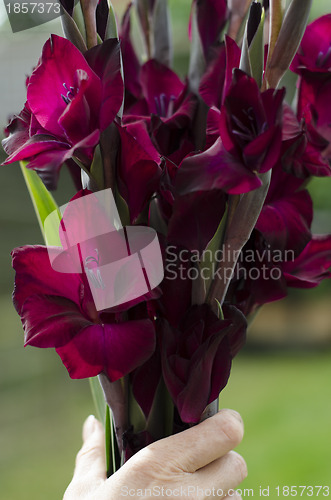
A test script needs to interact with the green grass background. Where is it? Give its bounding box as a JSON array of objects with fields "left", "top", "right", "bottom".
[{"left": 0, "top": 1, "right": 331, "bottom": 499}]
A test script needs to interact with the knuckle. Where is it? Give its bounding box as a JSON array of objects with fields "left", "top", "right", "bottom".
[
  {"left": 138, "top": 442, "right": 186, "bottom": 476},
  {"left": 229, "top": 451, "right": 248, "bottom": 481},
  {"left": 76, "top": 443, "right": 101, "bottom": 465},
  {"left": 219, "top": 410, "right": 244, "bottom": 446}
]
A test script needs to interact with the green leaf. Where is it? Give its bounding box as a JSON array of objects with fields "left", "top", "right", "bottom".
[
  {"left": 105, "top": 1, "right": 118, "bottom": 40},
  {"left": 105, "top": 405, "right": 114, "bottom": 476},
  {"left": 114, "top": 187, "right": 131, "bottom": 226},
  {"left": 136, "top": 0, "right": 152, "bottom": 59},
  {"left": 188, "top": 4, "right": 206, "bottom": 94},
  {"left": 265, "top": 0, "right": 312, "bottom": 88},
  {"left": 149, "top": 197, "right": 168, "bottom": 235},
  {"left": 266, "top": 0, "right": 285, "bottom": 66},
  {"left": 146, "top": 378, "right": 174, "bottom": 440},
  {"left": 207, "top": 171, "right": 271, "bottom": 312},
  {"left": 215, "top": 299, "right": 224, "bottom": 320},
  {"left": 90, "top": 144, "right": 105, "bottom": 190},
  {"left": 20, "top": 162, "right": 61, "bottom": 245},
  {"left": 89, "top": 376, "right": 108, "bottom": 423},
  {"left": 72, "top": 2, "right": 87, "bottom": 43},
  {"left": 239, "top": 22, "right": 252, "bottom": 75},
  {"left": 240, "top": 1, "right": 264, "bottom": 84},
  {"left": 89, "top": 383, "right": 115, "bottom": 477},
  {"left": 128, "top": 383, "right": 146, "bottom": 435},
  {"left": 152, "top": 0, "right": 173, "bottom": 67},
  {"left": 249, "top": 8, "right": 265, "bottom": 87},
  {"left": 200, "top": 205, "right": 228, "bottom": 296},
  {"left": 227, "top": 0, "right": 251, "bottom": 42},
  {"left": 60, "top": 4, "right": 87, "bottom": 52}
]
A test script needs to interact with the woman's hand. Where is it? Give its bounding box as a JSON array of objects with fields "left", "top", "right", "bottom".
[{"left": 63, "top": 409, "right": 247, "bottom": 499}]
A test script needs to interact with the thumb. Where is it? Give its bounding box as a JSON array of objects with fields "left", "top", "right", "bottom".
[{"left": 72, "top": 415, "right": 107, "bottom": 482}]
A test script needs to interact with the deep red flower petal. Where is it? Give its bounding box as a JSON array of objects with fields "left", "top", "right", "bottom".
[
  {"left": 159, "top": 304, "right": 246, "bottom": 423},
  {"left": 22, "top": 295, "right": 92, "bottom": 348},
  {"left": 2, "top": 104, "right": 31, "bottom": 157},
  {"left": 131, "top": 348, "right": 162, "bottom": 418},
  {"left": 199, "top": 45, "right": 227, "bottom": 109},
  {"left": 195, "top": 0, "right": 228, "bottom": 58},
  {"left": 176, "top": 138, "right": 262, "bottom": 196},
  {"left": 140, "top": 60, "right": 185, "bottom": 116},
  {"left": 56, "top": 319, "right": 156, "bottom": 380},
  {"left": 167, "top": 190, "right": 226, "bottom": 253},
  {"left": 85, "top": 39, "right": 124, "bottom": 131},
  {"left": 28, "top": 35, "right": 100, "bottom": 138},
  {"left": 2, "top": 135, "right": 70, "bottom": 165},
  {"left": 11, "top": 246, "right": 83, "bottom": 315},
  {"left": 256, "top": 190, "right": 312, "bottom": 256},
  {"left": 56, "top": 324, "right": 105, "bottom": 378},
  {"left": 120, "top": 3, "right": 142, "bottom": 99},
  {"left": 283, "top": 235, "right": 331, "bottom": 287},
  {"left": 291, "top": 14, "right": 331, "bottom": 74},
  {"left": 116, "top": 123, "right": 162, "bottom": 222},
  {"left": 58, "top": 70, "right": 100, "bottom": 144}
]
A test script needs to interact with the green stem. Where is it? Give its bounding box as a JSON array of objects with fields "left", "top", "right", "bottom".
[{"left": 207, "top": 172, "right": 271, "bottom": 314}]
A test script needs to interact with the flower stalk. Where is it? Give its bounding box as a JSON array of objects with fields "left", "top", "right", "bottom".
[
  {"left": 207, "top": 171, "right": 271, "bottom": 314},
  {"left": 80, "top": 0, "right": 99, "bottom": 49}
]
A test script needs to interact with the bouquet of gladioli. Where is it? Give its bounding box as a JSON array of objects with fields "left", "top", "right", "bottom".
[{"left": 2, "top": 0, "right": 331, "bottom": 473}]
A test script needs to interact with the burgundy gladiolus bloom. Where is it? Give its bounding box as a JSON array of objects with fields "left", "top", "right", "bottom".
[
  {"left": 234, "top": 229, "right": 331, "bottom": 316},
  {"left": 120, "top": 4, "right": 142, "bottom": 108},
  {"left": 176, "top": 70, "right": 285, "bottom": 196},
  {"left": 256, "top": 160, "right": 312, "bottom": 257},
  {"left": 11, "top": 186, "right": 159, "bottom": 380},
  {"left": 124, "top": 59, "right": 197, "bottom": 162},
  {"left": 199, "top": 36, "right": 241, "bottom": 111},
  {"left": 229, "top": 161, "right": 331, "bottom": 315},
  {"left": 291, "top": 15, "right": 331, "bottom": 161},
  {"left": 283, "top": 235, "right": 331, "bottom": 289},
  {"left": 116, "top": 122, "right": 163, "bottom": 222},
  {"left": 190, "top": 0, "right": 228, "bottom": 59},
  {"left": 2, "top": 35, "right": 123, "bottom": 188},
  {"left": 280, "top": 105, "right": 331, "bottom": 178},
  {"left": 11, "top": 245, "right": 156, "bottom": 380},
  {"left": 116, "top": 58, "right": 197, "bottom": 222},
  {"left": 218, "top": 70, "right": 284, "bottom": 188},
  {"left": 159, "top": 304, "right": 246, "bottom": 423},
  {"left": 291, "top": 14, "right": 331, "bottom": 76}
]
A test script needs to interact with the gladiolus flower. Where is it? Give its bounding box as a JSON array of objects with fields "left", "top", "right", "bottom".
[
  {"left": 2, "top": 35, "right": 123, "bottom": 188},
  {"left": 159, "top": 304, "right": 246, "bottom": 423},
  {"left": 176, "top": 70, "right": 285, "bottom": 196}
]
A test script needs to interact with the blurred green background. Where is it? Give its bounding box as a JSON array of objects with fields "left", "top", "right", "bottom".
[{"left": 0, "top": 1, "right": 330, "bottom": 499}]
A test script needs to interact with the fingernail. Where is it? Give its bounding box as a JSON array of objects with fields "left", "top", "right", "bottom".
[
  {"left": 220, "top": 409, "right": 243, "bottom": 424},
  {"left": 83, "top": 415, "right": 97, "bottom": 440}
]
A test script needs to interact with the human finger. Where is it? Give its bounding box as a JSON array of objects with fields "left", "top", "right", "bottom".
[
  {"left": 156, "top": 409, "right": 244, "bottom": 473},
  {"left": 192, "top": 451, "right": 247, "bottom": 498},
  {"left": 72, "top": 415, "right": 107, "bottom": 482},
  {"left": 223, "top": 493, "right": 243, "bottom": 500}
]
